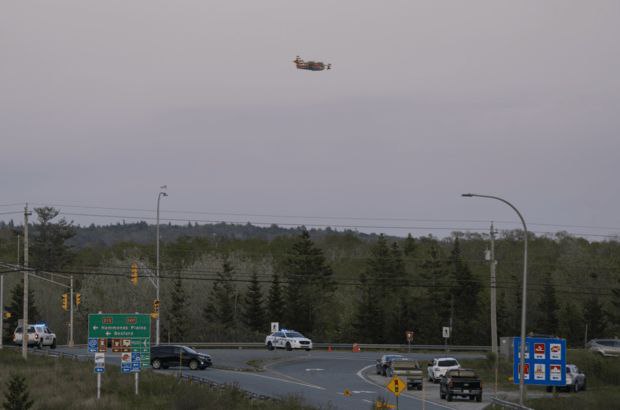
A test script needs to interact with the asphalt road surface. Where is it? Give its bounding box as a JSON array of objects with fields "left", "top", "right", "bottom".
[{"left": 48, "top": 346, "right": 489, "bottom": 410}]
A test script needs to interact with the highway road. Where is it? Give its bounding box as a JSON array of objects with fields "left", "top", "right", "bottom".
[{"left": 48, "top": 346, "right": 489, "bottom": 409}]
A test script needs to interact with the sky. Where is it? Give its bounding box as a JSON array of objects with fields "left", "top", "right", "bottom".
[{"left": 1, "top": 1, "right": 619, "bottom": 239}]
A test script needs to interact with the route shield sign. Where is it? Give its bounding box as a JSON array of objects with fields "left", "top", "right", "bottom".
[
  {"left": 88, "top": 313, "right": 151, "bottom": 370},
  {"left": 386, "top": 375, "right": 406, "bottom": 396},
  {"left": 88, "top": 338, "right": 98, "bottom": 353}
]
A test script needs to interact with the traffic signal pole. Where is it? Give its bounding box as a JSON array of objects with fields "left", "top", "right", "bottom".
[{"left": 69, "top": 275, "right": 74, "bottom": 347}]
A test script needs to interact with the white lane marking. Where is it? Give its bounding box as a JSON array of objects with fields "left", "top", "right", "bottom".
[
  {"left": 355, "top": 365, "right": 455, "bottom": 410},
  {"left": 305, "top": 368, "right": 325, "bottom": 371},
  {"left": 214, "top": 368, "right": 325, "bottom": 390},
  {"left": 362, "top": 399, "right": 373, "bottom": 403},
  {"left": 352, "top": 390, "right": 376, "bottom": 394}
]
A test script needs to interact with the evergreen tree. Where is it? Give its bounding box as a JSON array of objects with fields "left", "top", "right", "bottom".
[
  {"left": 204, "top": 257, "right": 237, "bottom": 326},
  {"left": 353, "top": 270, "right": 384, "bottom": 342},
  {"left": 584, "top": 295, "right": 607, "bottom": 339},
  {"left": 281, "top": 230, "right": 334, "bottom": 335},
  {"left": 534, "top": 273, "right": 559, "bottom": 335},
  {"left": 403, "top": 233, "right": 416, "bottom": 256},
  {"left": 267, "top": 273, "right": 285, "bottom": 324},
  {"left": 353, "top": 236, "right": 411, "bottom": 343},
  {"left": 609, "top": 277, "right": 620, "bottom": 330},
  {"left": 449, "top": 237, "right": 482, "bottom": 344},
  {"left": 243, "top": 271, "right": 266, "bottom": 333},
  {"left": 167, "top": 272, "right": 189, "bottom": 342},
  {"left": 3, "top": 374, "right": 33, "bottom": 410},
  {"left": 5, "top": 282, "right": 39, "bottom": 335},
  {"left": 31, "top": 207, "right": 75, "bottom": 272},
  {"left": 418, "top": 241, "right": 449, "bottom": 343},
  {"left": 558, "top": 302, "right": 585, "bottom": 347}
]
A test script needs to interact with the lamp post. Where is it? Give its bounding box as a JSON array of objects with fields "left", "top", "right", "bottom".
[
  {"left": 156, "top": 187, "right": 167, "bottom": 346},
  {"left": 462, "top": 193, "right": 528, "bottom": 405}
]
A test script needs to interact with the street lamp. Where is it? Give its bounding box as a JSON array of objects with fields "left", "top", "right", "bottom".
[
  {"left": 156, "top": 187, "right": 168, "bottom": 346},
  {"left": 462, "top": 193, "right": 528, "bottom": 405}
]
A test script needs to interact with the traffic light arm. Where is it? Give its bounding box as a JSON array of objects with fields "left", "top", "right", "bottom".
[{"left": 135, "top": 262, "right": 158, "bottom": 289}]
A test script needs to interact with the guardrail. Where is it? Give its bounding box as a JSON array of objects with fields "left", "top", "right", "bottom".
[
  {"left": 149, "top": 342, "right": 491, "bottom": 352},
  {"left": 3, "top": 344, "right": 80, "bottom": 360},
  {"left": 490, "top": 397, "right": 534, "bottom": 410}
]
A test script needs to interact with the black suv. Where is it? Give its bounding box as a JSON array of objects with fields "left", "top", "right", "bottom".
[{"left": 150, "top": 345, "right": 212, "bottom": 370}]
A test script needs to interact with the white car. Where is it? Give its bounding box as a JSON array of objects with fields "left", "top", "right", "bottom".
[
  {"left": 13, "top": 324, "right": 57, "bottom": 349},
  {"left": 586, "top": 339, "right": 620, "bottom": 357},
  {"left": 427, "top": 357, "right": 460, "bottom": 383},
  {"left": 265, "top": 329, "right": 312, "bottom": 351}
]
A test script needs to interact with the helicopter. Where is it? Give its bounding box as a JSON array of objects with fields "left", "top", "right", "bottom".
[{"left": 293, "top": 56, "right": 331, "bottom": 71}]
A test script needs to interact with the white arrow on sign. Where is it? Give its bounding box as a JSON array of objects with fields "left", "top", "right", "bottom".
[
  {"left": 92, "top": 326, "right": 99, "bottom": 330},
  {"left": 105, "top": 331, "right": 111, "bottom": 336}
]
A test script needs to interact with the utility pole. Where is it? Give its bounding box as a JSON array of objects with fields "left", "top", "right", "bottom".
[
  {"left": 69, "top": 275, "right": 74, "bottom": 346},
  {"left": 22, "top": 204, "right": 31, "bottom": 359},
  {"left": 489, "top": 222, "right": 498, "bottom": 356}
]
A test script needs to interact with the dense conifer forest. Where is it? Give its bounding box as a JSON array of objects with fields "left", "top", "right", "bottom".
[{"left": 1, "top": 210, "right": 618, "bottom": 347}]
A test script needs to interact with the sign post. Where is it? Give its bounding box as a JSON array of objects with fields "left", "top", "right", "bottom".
[
  {"left": 387, "top": 375, "right": 405, "bottom": 410},
  {"left": 94, "top": 352, "right": 105, "bottom": 399},
  {"left": 405, "top": 331, "right": 414, "bottom": 353},
  {"left": 88, "top": 313, "right": 151, "bottom": 399},
  {"left": 442, "top": 326, "right": 451, "bottom": 353}
]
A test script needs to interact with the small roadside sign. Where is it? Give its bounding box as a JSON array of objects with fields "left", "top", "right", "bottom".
[
  {"left": 442, "top": 326, "right": 451, "bottom": 338},
  {"left": 131, "top": 352, "right": 141, "bottom": 372},
  {"left": 121, "top": 352, "right": 132, "bottom": 373},
  {"left": 94, "top": 353, "right": 105, "bottom": 373},
  {"left": 271, "top": 322, "right": 279, "bottom": 332},
  {"left": 405, "top": 331, "right": 414, "bottom": 343},
  {"left": 88, "top": 338, "right": 98, "bottom": 353},
  {"left": 386, "top": 375, "right": 406, "bottom": 396}
]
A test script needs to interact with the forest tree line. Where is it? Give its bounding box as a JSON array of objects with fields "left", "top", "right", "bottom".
[{"left": 1, "top": 208, "right": 619, "bottom": 347}]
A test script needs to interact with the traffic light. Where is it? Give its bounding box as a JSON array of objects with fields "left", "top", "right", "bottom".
[
  {"left": 61, "top": 293, "right": 69, "bottom": 311},
  {"left": 130, "top": 263, "right": 139, "bottom": 285},
  {"left": 75, "top": 293, "right": 81, "bottom": 306},
  {"left": 153, "top": 299, "right": 160, "bottom": 313}
]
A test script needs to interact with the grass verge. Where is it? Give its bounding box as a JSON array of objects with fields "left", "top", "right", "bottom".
[{"left": 0, "top": 349, "right": 320, "bottom": 410}]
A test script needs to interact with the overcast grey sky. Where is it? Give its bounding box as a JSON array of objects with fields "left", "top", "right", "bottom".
[{"left": 1, "top": 1, "right": 619, "bottom": 238}]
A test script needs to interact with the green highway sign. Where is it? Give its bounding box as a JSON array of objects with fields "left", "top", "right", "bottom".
[{"left": 88, "top": 313, "right": 151, "bottom": 370}]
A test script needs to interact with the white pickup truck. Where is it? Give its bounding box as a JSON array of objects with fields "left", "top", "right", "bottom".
[{"left": 13, "top": 324, "right": 57, "bottom": 349}]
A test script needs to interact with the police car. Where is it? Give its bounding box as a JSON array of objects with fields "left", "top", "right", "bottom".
[
  {"left": 265, "top": 329, "right": 312, "bottom": 351},
  {"left": 13, "top": 324, "right": 57, "bottom": 349}
]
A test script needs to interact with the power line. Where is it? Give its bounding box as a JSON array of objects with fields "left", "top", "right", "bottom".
[
  {"left": 53, "top": 211, "right": 620, "bottom": 239},
  {"left": 28, "top": 201, "right": 620, "bottom": 232}
]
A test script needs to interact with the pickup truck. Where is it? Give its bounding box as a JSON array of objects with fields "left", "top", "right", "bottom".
[
  {"left": 390, "top": 359, "right": 424, "bottom": 390},
  {"left": 439, "top": 368, "right": 482, "bottom": 402}
]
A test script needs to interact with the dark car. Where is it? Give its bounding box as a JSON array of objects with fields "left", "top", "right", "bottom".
[
  {"left": 376, "top": 354, "right": 405, "bottom": 376},
  {"left": 150, "top": 345, "right": 212, "bottom": 370}
]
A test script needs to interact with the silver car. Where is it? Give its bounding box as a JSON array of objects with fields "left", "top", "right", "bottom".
[
  {"left": 586, "top": 339, "right": 620, "bottom": 357},
  {"left": 546, "top": 364, "right": 586, "bottom": 392}
]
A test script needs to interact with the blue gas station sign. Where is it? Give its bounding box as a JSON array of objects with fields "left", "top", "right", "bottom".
[{"left": 513, "top": 337, "right": 566, "bottom": 385}]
